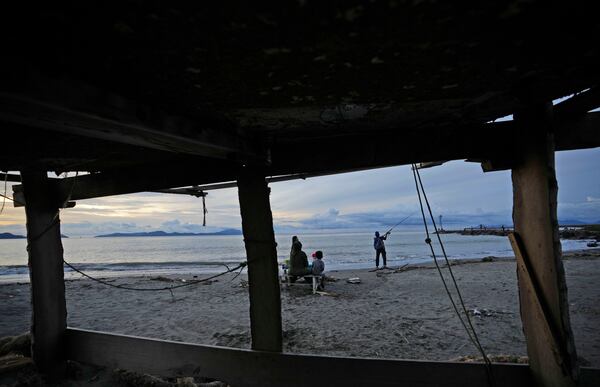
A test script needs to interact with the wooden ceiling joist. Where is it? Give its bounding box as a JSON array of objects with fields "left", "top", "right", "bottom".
[
  {"left": 12, "top": 161, "right": 240, "bottom": 207},
  {"left": 0, "top": 92, "right": 264, "bottom": 162},
  {"left": 553, "top": 87, "right": 600, "bottom": 118},
  {"left": 10, "top": 112, "right": 599, "bottom": 204}
]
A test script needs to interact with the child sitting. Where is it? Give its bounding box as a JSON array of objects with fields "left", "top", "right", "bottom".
[{"left": 311, "top": 250, "right": 325, "bottom": 290}]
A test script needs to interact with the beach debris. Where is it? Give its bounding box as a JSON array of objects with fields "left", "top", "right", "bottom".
[
  {"left": 0, "top": 353, "right": 33, "bottom": 374},
  {"left": 394, "top": 264, "right": 411, "bottom": 273},
  {"left": 0, "top": 333, "right": 31, "bottom": 357},
  {"left": 113, "top": 368, "right": 173, "bottom": 387},
  {"left": 316, "top": 290, "right": 339, "bottom": 297},
  {"left": 195, "top": 381, "right": 228, "bottom": 387},
  {"left": 470, "top": 308, "right": 501, "bottom": 318},
  {"left": 176, "top": 377, "right": 198, "bottom": 387},
  {"left": 453, "top": 354, "right": 528, "bottom": 364},
  {"left": 150, "top": 276, "right": 174, "bottom": 282},
  {"left": 346, "top": 277, "right": 361, "bottom": 284}
]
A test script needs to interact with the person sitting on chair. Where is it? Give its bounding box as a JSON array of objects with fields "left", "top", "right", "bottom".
[{"left": 289, "top": 236, "right": 311, "bottom": 282}]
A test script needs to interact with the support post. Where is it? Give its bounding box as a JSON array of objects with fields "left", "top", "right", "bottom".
[
  {"left": 237, "top": 167, "right": 282, "bottom": 352},
  {"left": 511, "top": 105, "right": 578, "bottom": 387},
  {"left": 22, "top": 171, "right": 67, "bottom": 380}
]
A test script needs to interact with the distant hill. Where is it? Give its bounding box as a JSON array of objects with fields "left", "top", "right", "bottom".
[
  {"left": 559, "top": 219, "right": 588, "bottom": 226},
  {"left": 95, "top": 229, "right": 242, "bottom": 238},
  {"left": 0, "top": 232, "right": 26, "bottom": 239},
  {"left": 0, "top": 232, "right": 69, "bottom": 239}
]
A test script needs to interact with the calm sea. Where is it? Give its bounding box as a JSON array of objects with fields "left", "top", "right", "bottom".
[{"left": 0, "top": 229, "right": 594, "bottom": 283}]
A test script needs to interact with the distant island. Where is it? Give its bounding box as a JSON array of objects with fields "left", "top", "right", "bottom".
[
  {"left": 95, "top": 229, "right": 242, "bottom": 238},
  {"left": 0, "top": 232, "right": 26, "bottom": 239},
  {"left": 0, "top": 232, "right": 69, "bottom": 239}
]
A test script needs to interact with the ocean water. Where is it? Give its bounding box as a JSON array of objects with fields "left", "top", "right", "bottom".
[{"left": 0, "top": 229, "right": 595, "bottom": 283}]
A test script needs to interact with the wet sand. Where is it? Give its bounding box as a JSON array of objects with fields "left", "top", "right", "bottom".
[{"left": 1, "top": 249, "right": 599, "bottom": 367}]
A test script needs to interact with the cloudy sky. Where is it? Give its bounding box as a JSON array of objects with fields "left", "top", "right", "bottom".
[{"left": 1, "top": 147, "right": 599, "bottom": 237}]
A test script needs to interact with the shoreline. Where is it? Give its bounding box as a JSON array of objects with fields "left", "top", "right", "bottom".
[
  {"left": 1, "top": 246, "right": 598, "bottom": 285},
  {"left": 1, "top": 249, "right": 599, "bottom": 367}
]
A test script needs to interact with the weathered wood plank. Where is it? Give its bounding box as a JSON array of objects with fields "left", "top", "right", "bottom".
[
  {"left": 21, "top": 171, "right": 67, "bottom": 380},
  {"left": 9, "top": 112, "right": 600, "bottom": 205},
  {"left": 511, "top": 105, "right": 578, "bottom": 387},
  {"left": 11, "top": 161, "right": 240, "bottom": 206},
  {"left": 553, "top": 87, "right": 600, "bottom": 118},
  {"left": 0, "top": 92, "right": 263, "bottom": 161},
  {"left": 237, "top": 168, "right": 282, "bottom": 352},
  {"left": 267, "top": 113, "right": 600, "bottom": 178},
  {"left": 0, "top": 172, "right": 21, "bottom": 183},
  {"left": 508, "top": 233, "right": 571, "bottom": 373},
  {"left": 64, "top": 328, "right": 537, "bottom": 387}
]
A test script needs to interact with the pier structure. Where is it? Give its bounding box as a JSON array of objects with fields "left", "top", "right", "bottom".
[{"left": 1, "top": 2, "right": 599, "bottom": 386}]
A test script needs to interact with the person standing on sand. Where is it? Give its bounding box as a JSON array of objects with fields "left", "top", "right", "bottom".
[
  {"left": 289, "top": 236, "right": 311, "bottom": 282},
  {"left": 374, "top": 231, "right": 389, "bottom": 269}
]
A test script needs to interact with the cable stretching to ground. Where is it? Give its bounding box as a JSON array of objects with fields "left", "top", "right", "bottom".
[
  {"left": 411, "top": 164, "right": 495, "bottom": 387},
  {"left": 63, "top": 259, "right": 247, "bottom": 292}
]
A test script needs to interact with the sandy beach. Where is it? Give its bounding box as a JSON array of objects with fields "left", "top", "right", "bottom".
[{"left": 1, "top": 249, "right": 599, "bottom": 368}]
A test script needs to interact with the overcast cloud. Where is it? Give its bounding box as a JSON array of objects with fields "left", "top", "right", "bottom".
[{"left": 1, "top": 148, "right": 598, "bottom": 236}]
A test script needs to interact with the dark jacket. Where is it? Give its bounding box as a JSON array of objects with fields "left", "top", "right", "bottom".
[
  {"left": 374, "top": 234, "right": 387, "bottom": 250},
  {"left": 289, "top": 241, "right": 310, "bottom": 276},
  {"left": 312, "top": 259, "right": 325, "bottom": 275}
]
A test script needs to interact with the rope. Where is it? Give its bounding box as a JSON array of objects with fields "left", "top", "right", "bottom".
[
  {"left": 229, "top": 264, "right": 247, "bottom": 283},
  {"left": 0, "top": 193, "right": 15, "bottom": 202},
  {"left": 0, "top": 172, "right": 7, "bottom": 215},
  {"left": 63, "top": 259, "right": 247, "bottom": 292},
  {"left": 202, "top": 194, "right": 207, "bottom": 226},
  {"left": 411, "top": 164, "right": 495, "bottom": 386}
]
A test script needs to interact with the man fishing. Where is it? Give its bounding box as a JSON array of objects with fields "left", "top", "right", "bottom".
[
  {"left": 373, "top": 213, "right": 413, "bottom": 270},
  {"left": 373, "top": 231, "right": 389, "bottom": 269}
]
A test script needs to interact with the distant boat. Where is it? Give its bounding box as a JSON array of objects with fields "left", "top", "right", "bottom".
[{"left": 587, "top": 241, "right": 599, "bottom": 248}]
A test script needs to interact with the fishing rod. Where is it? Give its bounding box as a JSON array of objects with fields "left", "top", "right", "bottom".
[{"left": 384, "top": 213, "right": 415, "bottom": 235}]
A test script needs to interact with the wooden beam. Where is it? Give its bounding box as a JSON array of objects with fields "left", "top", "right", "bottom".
[
  {"left": 237, "top": 167, "right": 282, "bottom": 352},
  {"left": 511, "top": 105, "right": 578, "bottom": 387},
  {"left": 10, "top": 112, "right": 599, "bottom": 204},
  {"left": 62, "top": 328, "right": 556, "bottom": 387},
  {"left": 0, "top": 172, "right": 21, "bottom": 182},
  {"left": 0, "top": 91, "right": 264, "bottom": 161},
  {"left": 509, "top": 233, "right": 573, "bottom": 374},
  {"left": 11, "top": 161, "right": 241, "bottom": 206},
  {"left": 554, "top": 112, "right": 600, "bottom": 152},
  {"left": 553, "top": 87, "right": 600, "bottom": 118},
  {"left": 268, "top": 113, "right": 600, "bottom": 177},
  {"left": 21, "top": 171, "right": 67, "bottom": 380}
]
